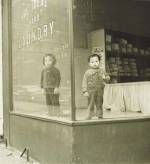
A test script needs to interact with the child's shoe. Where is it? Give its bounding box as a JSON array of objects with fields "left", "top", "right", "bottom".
[
  {"left": 85, "top": 116, "right": 92, "bottom": 120},
  {"left": 85, "top": 111, "right": 94, "bottom": 120},
  {"left": 98, "top": 116, "right": 103, "bottom": 119},
  {"left": 96, "top": 110, "right": 103, "bottom": 119}
]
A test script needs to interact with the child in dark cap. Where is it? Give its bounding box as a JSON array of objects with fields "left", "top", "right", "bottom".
[
  {"left": 41, "top": 54, "right": 61, "bottom": 116},
  {"left": 82, "top": 54, "right": 110, "bottom": 119}
]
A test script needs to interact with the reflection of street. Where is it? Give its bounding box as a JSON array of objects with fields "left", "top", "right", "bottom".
[
  {"left": 14, "top": 85, "right": 71, "bottom": 105},
  {"left": 14, "top": 101, "right": 71, "bottom": 120},
  {"left": 13, "top": 85, "right": 72, "bottom": 120},
  {"left": 13, "top": 85, "right": 45, "bottom": 104}
]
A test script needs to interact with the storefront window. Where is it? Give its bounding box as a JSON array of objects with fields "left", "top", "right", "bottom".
[
  {"left": 11, "top": 0, "right": 150, "bottom": 121},
  {"left": 12, "top": 0, "right": 71, "bottom": 120},
  {"left": 73, "top": 0, "right": 150, "bottom": 120}
]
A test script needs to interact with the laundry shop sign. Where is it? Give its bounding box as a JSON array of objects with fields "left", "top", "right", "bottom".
[
  {"left": 17, "top": 0, "right": 57, "bottom": 49},
  {"left": 18, "top": 21, "right": 54, "bottom": 49}
]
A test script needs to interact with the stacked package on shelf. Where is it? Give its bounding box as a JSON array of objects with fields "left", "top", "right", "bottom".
[
  {"left": 139, "top": 49, "right": 145, "bottom": 55},
  {"left": 122, "top": 58, "right": 131, "bottom": 76},
  {"left": 127, "top": 44, "right": 133, "bottom": 54},
  {"left": 116, "top": 57, "right": 124, "bottom": 76},
  {"left": 144, "top": 49, "right": 150, "bottom": 56},
  {"left": 119, "top": 38, "right": 127, "bottom": 54},
  {"left": 106, "top": 36, "right": 119, "bottom": 77},
  {"left": 128, "top": 58, "right": 138, "bottom": 77},
  {"left": 109, "top": 57, "right": 118, "bottom": 76},
  {"left": 112, "top": 43, "right": 119, "bottom": 52},
  {"left": 139, "top": 47, "right": 150, "bottom": 56},
  {"left": 133, "top": 47, "right": 139, "bottom": 54},
  {"left": 148, "top": 47, "right": 150, "bottom": 54},
  {"left": 119, "top": 38, "right": 129, "bottom": 76},
  {"left": 144, "top": 68, "right": 150, "bottom": 77},
  {"left": 105, "top": 34, "right": 112, "bottom": 52},
  {"left": 144, "top": 48, "right": 150, "bottom": 78}
]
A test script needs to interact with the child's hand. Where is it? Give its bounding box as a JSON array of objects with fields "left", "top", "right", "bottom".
[
  {"left": 41, "top": 89, "right": 45, "bottom": 94},
  {"left": 105, "top": 75, "right": 110, "bottom": 81},
  {"left": 83, "top": 92, "right": 89, "bottom": 97},
  {"left": 54, "top": 88, "right": 59, "bottom": 94}
]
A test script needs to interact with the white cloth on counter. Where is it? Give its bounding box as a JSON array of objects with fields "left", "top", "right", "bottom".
[
  {"left": 103, "top": 82, "right": 150, "bottom": 114},
  {"left": 123, "top": 84, "right": 140, "bottom": 112},
  {"left": 103, "top": 84, "right": 125, "bottom": 112},
  {"left": 137, "top": 83, "right": 150, "bottom": 114}
]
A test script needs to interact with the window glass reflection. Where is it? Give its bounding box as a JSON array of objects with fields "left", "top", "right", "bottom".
[
  {"left": 41, "top": 54, "right": 61, "bottom": 116},
  {"left": 12, "top": 0, "right": 71, "bottom": 120}
]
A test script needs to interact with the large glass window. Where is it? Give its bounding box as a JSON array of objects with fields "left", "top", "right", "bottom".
[
  {"left": 12, "top": 0, "right": 71, "bottom": 120},
  {"left": 73, "top": 0, "right": 150, "bottom": 120}
]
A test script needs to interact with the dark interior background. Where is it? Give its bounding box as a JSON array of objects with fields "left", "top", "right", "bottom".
[{"left": 73, "top": 0, "right": 150, "bottom": 48}]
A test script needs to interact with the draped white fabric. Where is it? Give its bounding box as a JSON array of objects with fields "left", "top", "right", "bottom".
[{"left": 103, "top": 82, "right": 150, "bottom": 114}]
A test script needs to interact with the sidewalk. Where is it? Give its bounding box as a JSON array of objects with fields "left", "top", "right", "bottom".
[{"left": 0, "top": 140, "right": 40, "bottom": 164}]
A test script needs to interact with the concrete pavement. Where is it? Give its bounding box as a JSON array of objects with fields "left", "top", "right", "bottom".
[{"left": 0, "top": 141, "right": 40, "bottom": 164}]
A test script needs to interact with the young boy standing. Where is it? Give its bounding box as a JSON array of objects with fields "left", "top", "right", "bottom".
[
  {"left": 82, "top": 54, "right": 110, "bottom": 119},
  {"left": 41, "top": 54, "right": 61, "bottom": 116}
]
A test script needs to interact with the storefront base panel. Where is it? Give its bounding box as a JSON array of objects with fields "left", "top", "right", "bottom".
[
  {"left": 73, "top": 120, "right": 150, "bottom": 164},
  {"left": 9, "top": 114, "right": 73, "bottom": 164},
  {"left": 9, "top": 114, "right": 150, "bottom": 164}
]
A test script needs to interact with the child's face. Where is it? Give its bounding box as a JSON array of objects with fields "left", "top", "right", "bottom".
[
  {"left": 44, "top": 56, "right": 53, "bottom": 67},
  {"left": 89, "top": 56, "right": 100, "bottom": 69}
]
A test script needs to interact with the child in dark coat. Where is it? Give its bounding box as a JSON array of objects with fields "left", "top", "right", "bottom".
[
  {"left": 82, "top": 54, "right": 110, "bottom": 119},
  {"left": 41, "top": 54, "right": 61, "bottom": 116}
]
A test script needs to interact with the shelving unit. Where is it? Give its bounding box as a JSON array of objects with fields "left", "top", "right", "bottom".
[{"left": 90, "top": 29, "right": 150, "bottom": 83}]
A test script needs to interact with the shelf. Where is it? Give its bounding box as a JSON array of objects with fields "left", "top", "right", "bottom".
[{"left": 91, "top": 28, "right": 150, "bottom": 83}]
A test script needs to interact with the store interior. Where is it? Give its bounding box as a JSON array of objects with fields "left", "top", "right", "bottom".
[{"left": 74, "top": 0, "right": 150, "bottom": 120}]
